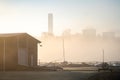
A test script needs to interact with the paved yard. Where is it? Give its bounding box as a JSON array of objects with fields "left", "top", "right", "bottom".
[
  {"left": 0, "top": 71, "right": 96, "bottom": 80},
  {"left": 88, "top": 72, "right": 120, "bottom": 80}
]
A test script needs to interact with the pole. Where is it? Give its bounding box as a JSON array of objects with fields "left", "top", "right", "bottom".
[
  {"left": 62, "top": 36, "right": 65, "bottom": 62},
  {"left": 103, "top": 49, "right": 104, "bottom": 63},
  {"left": 26, "top": 37, "right": 28, "bottom": 66},
  {"left": 3, "top": 39, "right": 5, "bottom": 72},
  {"left": 39, "top": 59, "right": 40, "bottom": 66}
]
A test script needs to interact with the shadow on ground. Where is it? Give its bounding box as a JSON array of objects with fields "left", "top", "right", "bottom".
[{"left": 87, "top": 72, "right": 120, "bottom": 80}]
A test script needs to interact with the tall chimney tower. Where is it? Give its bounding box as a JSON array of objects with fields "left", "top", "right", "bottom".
[{"left": 48, "top": 13, "right": 53, "bottom": 34}]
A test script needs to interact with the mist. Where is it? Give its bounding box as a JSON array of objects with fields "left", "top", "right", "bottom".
[{"left": 38, "top": 28, "right": 120, "bottom": 62}]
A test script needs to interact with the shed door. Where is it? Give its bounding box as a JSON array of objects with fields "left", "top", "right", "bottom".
[{"left": 18, "top": 48, "right": 28, "bottom": 66}]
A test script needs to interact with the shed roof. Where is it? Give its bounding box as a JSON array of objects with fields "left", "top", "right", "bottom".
[{"left": 0, "top": 33, "right": 41, "bottom": 43}]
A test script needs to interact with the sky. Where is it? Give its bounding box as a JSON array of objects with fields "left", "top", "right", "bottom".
[
  {"left": 0, "top": 0, "right": 120, "bottom": 62},
  {"left": 0, "top": 0, "right": 120, "bottom": 36}
]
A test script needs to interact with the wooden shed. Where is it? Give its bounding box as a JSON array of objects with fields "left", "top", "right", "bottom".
[{"left": 0, "top": 33, "right": 41, "bottom": 71}]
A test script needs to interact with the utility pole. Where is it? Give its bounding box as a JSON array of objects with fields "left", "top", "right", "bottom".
[
  {"left": 39, "top": 59, "right": 40, "bottom": 66},
  {"left": 62, "top": 35, "right": 65, "bottom": 62},
  {"left": 38, "top": 43, "right": 42, "bottom": 66},
  {"left": 102, "top": 49, "right": 104, "bottom": 63},
  {"left": 3, "top": 39, "right": 6, "bottom": 72}
]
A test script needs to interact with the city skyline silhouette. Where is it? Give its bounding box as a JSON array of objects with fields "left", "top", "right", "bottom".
[{"left": 0, "top": 0, "right": 120, "bottom": 62}]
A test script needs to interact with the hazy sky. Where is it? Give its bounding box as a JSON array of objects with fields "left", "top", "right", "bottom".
[{"left": 0, "top": 0, "right": 120, "bottom": 36}]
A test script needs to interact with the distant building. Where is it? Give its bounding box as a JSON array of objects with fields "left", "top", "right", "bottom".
[
  {"left": 41, "top": 32, "right": 54, "bottom": 40},
  {"left": 0, "top": 33, "right": 41, "bottom": 71},
  {"left": 48, "top": 13, "right": 53, "bottom": 34},
  {"left": 102, "top": 32, "right": 115, "bottom": 39},
  {"left": 41, "top": 13, "right": 54, "bottom": 38},
  {"left": 82, "top": 28, "right": 96, "bottom": 38},
  {"left": 62, "top": 29, "right": 71, "bottom": 36}
]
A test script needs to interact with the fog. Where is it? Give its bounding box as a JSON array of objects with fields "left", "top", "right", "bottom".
[{"left": 38, "top": 28, "right": 120, "bottom": 62}]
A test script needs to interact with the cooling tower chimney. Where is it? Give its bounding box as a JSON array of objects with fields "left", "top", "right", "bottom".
[{"left": 48, "top": 13, "right": 53, "bottom": 34}]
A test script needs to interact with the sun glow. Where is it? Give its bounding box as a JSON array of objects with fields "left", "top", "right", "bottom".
[{"left": 0, "top": 0, "right": 120, "bottom": 62}]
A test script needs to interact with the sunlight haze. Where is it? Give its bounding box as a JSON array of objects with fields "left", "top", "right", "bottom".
[{"left": 0, "top": 0, "right": 120, "bottom": 62}]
